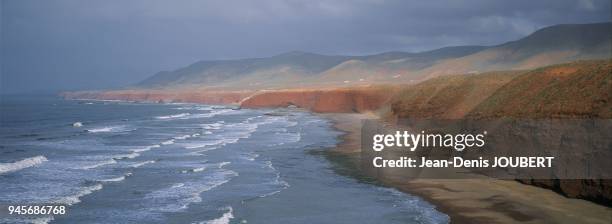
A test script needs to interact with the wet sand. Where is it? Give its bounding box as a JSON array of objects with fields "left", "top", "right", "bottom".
[{"left": 320, "top": 113, "right": 612, "bottom": 224}]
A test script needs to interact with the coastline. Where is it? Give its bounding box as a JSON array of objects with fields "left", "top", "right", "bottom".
[
  {"left": 320, "top": 113, "right": 612, "bottom": 224},
  {"left": 59, "top": 97, "right": 612, "bottom": 223}
]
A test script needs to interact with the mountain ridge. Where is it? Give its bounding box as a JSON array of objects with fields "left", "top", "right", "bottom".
[{"left": 135, "top": 22, "right": 610, "bottom": 90}]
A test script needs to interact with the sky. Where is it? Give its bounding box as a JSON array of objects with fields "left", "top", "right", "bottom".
[{"left": 1, "top": 0, "right": 610, "bottom": 94}]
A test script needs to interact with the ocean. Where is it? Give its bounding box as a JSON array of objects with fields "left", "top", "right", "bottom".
[{"left": 0, "top": 96, "right": 449, "bottom": 224}]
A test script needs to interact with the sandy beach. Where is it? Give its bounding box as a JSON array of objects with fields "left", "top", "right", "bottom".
[{"left": 320, "top": 113, "right": 612, "bottom": 224}]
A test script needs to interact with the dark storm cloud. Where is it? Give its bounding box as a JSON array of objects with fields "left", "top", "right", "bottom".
[{"left": 1, "top": 0, "right": 610, "bottom": 93}]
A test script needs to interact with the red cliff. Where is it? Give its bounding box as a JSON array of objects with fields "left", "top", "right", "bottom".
[{"left": 240, "top": 86, "right": 400, "bottom": 113}]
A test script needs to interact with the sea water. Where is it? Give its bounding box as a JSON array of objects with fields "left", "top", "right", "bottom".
[{"left": 0, "top": 96, "right": 449, "bottom": 224}]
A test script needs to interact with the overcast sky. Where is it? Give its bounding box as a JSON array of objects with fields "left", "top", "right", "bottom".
[{"left": 1, "top": 0, "right": 610, "bottom": 94}]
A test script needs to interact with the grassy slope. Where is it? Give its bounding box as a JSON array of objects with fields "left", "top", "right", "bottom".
[
  {"left": 389, "top": 71, "right": 520, "bottom": 119},
  {"left": 389, "top": 60, "right": 611, "bottom": 119},
  {"left": 468, "top": 60, "right": 611, "bottom": 118}
]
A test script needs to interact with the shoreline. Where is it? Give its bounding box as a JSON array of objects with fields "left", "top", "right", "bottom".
[
  {"left": 59, "top": 98, "right": 612, "bottom": 223},
  {"left": 320, "top": 113, "right": 612, "bottom": 224}
]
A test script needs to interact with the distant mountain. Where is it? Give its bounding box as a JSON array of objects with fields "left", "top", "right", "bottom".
[
  {"left": 421, "top": 22, "right": 612, "bottom": 78},
  {"left": 137, "top": 51, "right": 351, "bottom": 88},
  {"left": 135, "top": 22, "right": 611, "bottom": 89}
]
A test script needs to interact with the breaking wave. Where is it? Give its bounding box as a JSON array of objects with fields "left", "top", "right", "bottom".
[
  {"left": 144, "top": 170, "right": 237, "bottom": 213},
  {"left": 155, "top": 113, "right": 190, "bottom": 120},
  {"left": 52, "top": 184, "right": 103, "bottom": 205},
  {"left": 203, "top": 207, "right": 234, "bottom": 224},
  {"left": 99, "top": 172, "right": 132, "bottom": 182},
  {"left": 86, "top": 125, "right": 131, "bottom": 133},
  {"left": 132, "top": 144, "right": 161, "bottom": 153},
  {"left": 0, "top": 156, "right": 48, "bottom": 174},
  {"left": 131, "top": 160, "right": 156, "bottom": 168}
]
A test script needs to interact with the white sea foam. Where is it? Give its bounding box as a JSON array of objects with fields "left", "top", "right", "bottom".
[
  {"left": 174, "top": 135, "right": 192, "bottom": 140},
  {"left": 242, "top": 153, "right": 259, "bottom": 161},
  {"left": 53, "top": 184, "right": 103, "bottom": 205},
  {"left": 185, "top": 113, "right": 214, "bottom": 119},
  {"left": 31, "top": 216, "right": 55, "bottom": 224},
  {"left": 263, "top": 160, "right": 273, "bottom": 169},
  {"left": 0, "top": 156, "right": 48, "bottom": 174},
  {"left": 86, "top": 125, "right": 130, "bottom": 133},
  {"left": 159, "top": 109, "right": 233, "bottom": 120},
  {"left": 100, "top": 176, "right": 125, "bottom": 182},
  {"left": 181, "top": 167, "right": 206, "bottom": 173},
  {"left": 171, "top": 183, "right": 185, "bottom": 188},
  {"left": 156, "top": 113, "right": 190, "bottom": 120},
  {"left": 190, "top": 148, "right": 217, "bottom": 156},
  {"left": 184, "top": 140, "right": 225, "bottom": 149},
  {"left": 259, "top": 161, "right": 290, "bottom": 198},
  {"left": 131, "top": 160, "right": 156, "bottom": 168},
  {"left": 113, "top": 152, "right": 140, "bottom": 160},
  {"left": 377, "top": 187, "right": 450, "bottom": 223},
  {"left": 132, "top": 144, "right": 161, "bottom": 153},
  {"left": 192, "top": 116, "right": 281, "bottom": 153},
  {"left": 3, "top": 216, "right": 56, "bottom": 224},
  {"left": 186, "top": 109, "right": 235, "bottom": 119},
  {"left": 145, "top": 170, "right": 237, "bottom": 212},
  {"left": 203, "top": 207, "right": 234, "bottom": 224},
  {"left": 87, "top": 127, "right": 114, "bottom": 133},
  {"left": 80, "top": 159, "right": 117, "bottom": 170},
  {"left": 288, "top": 131, "right": 302, "bottom": 143},
  {"left": 161, "top": 139, "right": 175, "bottom": 145},
  {"left": 193, "top": 167, "right": 206, "bottom": 172},
  {"left": 201, "top": 122, "right": 224, "bottom": 130},
  {"left": 99, "top": 172, "right": 131, "bottom": 182},
  {"left": 218, "top": 162, "right": 230, "bottom": 169}
]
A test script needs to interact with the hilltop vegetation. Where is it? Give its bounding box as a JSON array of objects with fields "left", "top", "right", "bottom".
[
  {"left": 389, "top": 60, "right": 612, "bottom": 120},
  {"left": 468, "top": 60, "right": 611, "bottom": 118}
]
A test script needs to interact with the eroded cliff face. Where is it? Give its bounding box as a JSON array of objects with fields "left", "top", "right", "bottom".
[{"left": 240, "top": 86, "right": 400, "bottom": 113}]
